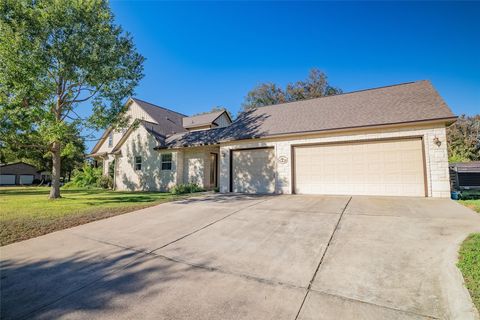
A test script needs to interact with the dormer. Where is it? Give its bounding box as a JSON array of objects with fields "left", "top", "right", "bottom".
[{"left": 182, "top": 110, "right": 232, "bottom": 132}]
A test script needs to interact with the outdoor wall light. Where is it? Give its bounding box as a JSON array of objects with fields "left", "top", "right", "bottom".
[
  {"left": 433, "top": 137, "right": 442, "bottom": 147},
  {"left": 221, "top": 151, "right": 227, "bottom": 158}
]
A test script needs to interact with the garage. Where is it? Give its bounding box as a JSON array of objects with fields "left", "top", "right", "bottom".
[
  {"left": 0, "top": 174, "right": 16, "bottom": 185},
  {"left": 293, "top": 138, "right": 426, "bottom": 196},
  {"left": 19, "top": 175, "right": 34, "bottom": 185},
  {"left": 231, "top": 148, "right": 275, "bottom": 193}
]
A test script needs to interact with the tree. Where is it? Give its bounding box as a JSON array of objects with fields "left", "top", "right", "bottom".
[
  {"left": 0, "top": 0, "right": 144, "bottom": 198},
  {"left": 447, "top": 114, "right": 480, "bottom": 162},
  {"left": 241, "top": 68, "right": 341, "bottom": 111}
]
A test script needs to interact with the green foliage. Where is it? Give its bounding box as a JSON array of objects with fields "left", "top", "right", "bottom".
[
  {"left": 0, "top": 0, "right": 144, "bottom": 198},
  {"left": 242, "top": 68, "right": 342, "bottom": 111},
  {"left": 63, "top": 164, "right": 102, "bottom": 189},
  {"left": 171, "top": 183, "right": 204, "bottom": 195},
  {"left": 98, "top": 175, "right": 113, "bottom": 189},
  {"left": 457, "top": 233, "right": 480, "bottom": 310},
  {"left": 447, "top": 115, "right": 480, "bottom": 162}
]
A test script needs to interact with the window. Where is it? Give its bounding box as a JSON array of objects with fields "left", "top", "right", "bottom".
[
  {"left": 134, "top": 156, "right": 142, "bottom": 171},
  {"left": 108, "top": 132, "right": 113, "bottom": 147},
  {"left": 161, "top": 153, "right": 172, "bottom": 171}
]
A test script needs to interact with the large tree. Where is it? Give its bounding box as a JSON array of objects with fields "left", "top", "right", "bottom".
[
  {"left": 447, "top": 114, "right": 480, "bottom": 162},
  {"left": 241, "top": 68, "right": 342, "bottom": 111},
  {"left": 0, "top": 0, "right": 144, "bottom": 198}
]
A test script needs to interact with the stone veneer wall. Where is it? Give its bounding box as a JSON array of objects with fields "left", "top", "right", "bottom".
[{"left": 219, "top": 123, "right": 450, "bottom": 198}]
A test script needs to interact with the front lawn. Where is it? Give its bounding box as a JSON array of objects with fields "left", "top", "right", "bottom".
[
  {"left": 458, "top": 234, "right": 480, "bottom": 312},
  {"left": 0, "top": 187, "right": 187, "bottom": 246},
  {"left": 457, "top": 199, "right": 479, "bottom": 312},
  {"left": 459, "top": 199, "right": 480, "bottom": 213}
]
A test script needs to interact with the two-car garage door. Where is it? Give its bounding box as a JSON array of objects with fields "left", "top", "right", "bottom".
[{"left": 293, "top": 138, "right": 426, "bottom": 197}]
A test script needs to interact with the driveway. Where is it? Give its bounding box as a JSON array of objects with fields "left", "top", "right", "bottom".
[{"left": 1, "top": 194, "right": 479, "bottom": 319}]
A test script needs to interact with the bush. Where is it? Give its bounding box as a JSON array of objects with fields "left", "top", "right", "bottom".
[
  {"left": 98, "top": 175, "right": 113, "bottom": 189},
  {"left": 171, "top": 183, "right": 204, "bottom": 195},
  {"left": 459, "top": 190, "right": 480, "bottom": 200},
  {"left": 62, "top": 163, "right": 102, "bottom": 189}
]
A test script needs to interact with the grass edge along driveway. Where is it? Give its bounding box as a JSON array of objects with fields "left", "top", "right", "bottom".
[
  {"left": 457, "top": 199, "right": 480, "bottom": 312},
  {"left": 0, "top": 187, "right": 195, "bottom": 246}
]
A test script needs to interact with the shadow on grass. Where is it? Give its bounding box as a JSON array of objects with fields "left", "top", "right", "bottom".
[{"left": 0, "top": 250, "right": 194, "bottom": 319}]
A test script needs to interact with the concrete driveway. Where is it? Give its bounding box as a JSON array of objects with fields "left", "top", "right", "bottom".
[{"left": 1, "top": 194, "right": 479, "bottom": 319}]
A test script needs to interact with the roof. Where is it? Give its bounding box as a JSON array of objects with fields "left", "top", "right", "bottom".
[
  {"left": 130, "top": 98, "right": 186, "bottom": 136},
  {"left": 161, "top": 127, "right": 229, "bottom": 149},
  {"left": 222, "top": 80, "right": 455, "bottom": 141},
  {"left": 450, "top": 162, "right": 480, "bottom": 172},
  {"left": 157, "top": 80, "right": 455, "bottom": 149},
  {"left": 182, "top": 110, "right": 227, "bottom": 129},
  {"left": 0, "top": 162, "right": 39, "bottom": 171},
  {"left": 90, "top": 98, "right": 187, "bottom": 154}
]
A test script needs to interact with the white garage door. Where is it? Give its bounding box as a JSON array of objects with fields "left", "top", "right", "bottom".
[
  {"left": 294, "top": 138, "right": 426, "bottom": 196},
  {"left": 19, "top": 175, "right": 34, "bottom": 185},
  {"left": 232, "top": 148, "right": 275, "bottom": 193},
  {"left": 0, "top": 174, "right": 16, "bottom": 185}
]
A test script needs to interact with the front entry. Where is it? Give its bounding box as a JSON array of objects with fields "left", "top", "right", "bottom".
[{"left": 210, "top": 153, "right": 218, "bottom": 188}]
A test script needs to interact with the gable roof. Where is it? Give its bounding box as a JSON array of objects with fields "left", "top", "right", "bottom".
[
  {"left": 129, "top": 98, "right": 186, "bottom": 136},
  {"left": 182, "top": 110, "right": 230, "bottom": 129},
  {"left": 90, "top": 98, "right": 187, "bottom": 154},
  {"left": 156, "top": 80, "right": 455, "bottom": 149}
]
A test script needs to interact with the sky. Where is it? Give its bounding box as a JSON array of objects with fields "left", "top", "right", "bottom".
[{"left": 88, "top": 1, "right": 479, "bottom": 150}]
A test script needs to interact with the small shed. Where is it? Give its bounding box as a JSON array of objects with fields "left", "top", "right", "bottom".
[
  {"left": 0, "top": 162, "right": 41, "bottom": 185},
  {"left": 449, "top": 161, "right": 480, "bottom": 190}
]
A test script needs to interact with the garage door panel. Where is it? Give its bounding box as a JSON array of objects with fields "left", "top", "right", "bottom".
[
  {"left": 294, "top": 139, "right": 425, "bottom": 197},
  {"left": 232, "top": 148, "right": 275, "bottom": 194}
]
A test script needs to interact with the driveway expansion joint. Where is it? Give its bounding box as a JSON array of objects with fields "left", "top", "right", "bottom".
[
  {"left": 148, "top": 197, "right": 273, "bottom": 254},
  {"left": 294, "top": 196, "right": 352, "bottom": 320},
  {"left": 309, "top": 289, "right": 440, "bottom": 320}
]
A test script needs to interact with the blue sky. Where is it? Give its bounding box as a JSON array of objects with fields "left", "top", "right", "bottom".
[{"left": 88, "top": 1, "right": 479, "bottom": 150}]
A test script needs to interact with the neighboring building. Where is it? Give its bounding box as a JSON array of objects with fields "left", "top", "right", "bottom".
[
  {"left": 89, "top": 80, "right": 456, "bottom": 197},
  {"left": 0, "top": 162, "right": 41, "bottom": 185},
  {"left": 449, "top": 162, "right": 480, "bottom": 190}
]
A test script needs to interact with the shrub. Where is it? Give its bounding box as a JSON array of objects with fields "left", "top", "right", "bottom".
[
  {"left": 62, "top": 163, "right": 102, "bottom": 189},
  {"left": 171, "top": 183, "right": 204, "bottom": 195},
  {"left": 98, "top": 175, "right": 113, "bottom": 189}
]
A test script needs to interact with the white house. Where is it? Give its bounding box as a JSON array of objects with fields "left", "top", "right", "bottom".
[{"left": 89, "top": 80, "right": 456, "bottom": 197}]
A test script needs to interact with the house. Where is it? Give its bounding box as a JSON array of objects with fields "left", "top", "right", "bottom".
[
  {"left": 89, "top": 80, "right": 456, "bottom": 197},
  {"left": 0, "top": 162, "right": 41, "bottom": 185},
  {"left": 449, "top": 162, "right": 480, "bottom": 190}
]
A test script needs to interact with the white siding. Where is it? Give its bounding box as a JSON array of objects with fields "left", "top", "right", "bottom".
[
  {"left": 95, "top": 100, "right": 157, "bottom": 155},
  {"left": 114, "top": 126, "right": 177, "bottom": 191}
]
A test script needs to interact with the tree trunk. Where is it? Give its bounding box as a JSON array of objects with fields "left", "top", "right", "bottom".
[{"left": 49, "top": 141, "right": 62, "bottom": 199}]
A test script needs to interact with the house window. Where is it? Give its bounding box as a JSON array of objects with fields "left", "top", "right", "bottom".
[
  {"left": 108, "top": 132, "right": 113, "bottom": 147},
  {"left": 134, "top": 156, "right": 142, "bottom": 171},
  {"left": 161, "top": 153, "right": 172, "bottom": 171}
]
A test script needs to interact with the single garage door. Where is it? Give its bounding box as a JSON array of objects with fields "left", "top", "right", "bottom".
[
  {"left": 294, "top": 138, "right": 426, "bottom": 196},
  {"left": 0, "top": 174, "right": 16, "bottom": 185},
  {"left": 19, "top": 175, "right": 34, "bottom": 185},
  {"left": 232, "top": 148, "right": 275, "bottom": 193}
]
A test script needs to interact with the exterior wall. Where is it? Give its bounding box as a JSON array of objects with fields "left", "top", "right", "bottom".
[
  {"left": 95, "top": 101, "right": 157, "bottom": 155},
  {"left": 180, "top": 146, "right": 219, "bottom": 189},
  {"left": 219, "top": 123, "right": 451, "bottom": 198},
  {"left": 213, "top": 113, "right": 231, "bottom": 128},
  {"left": 114, "top": 126, "right": 178, "bottom": 191}
]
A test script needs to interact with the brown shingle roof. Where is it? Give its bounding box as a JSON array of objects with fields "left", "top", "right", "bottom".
[
  {"left": 223, "top": 80, "right": 455, "bottom": 141},
  {"left": 157, "top": 80, "right": 455, "bottom": 149},
  {"left": 182, "top": 110, "right": 226, "bottom": 128},
  {"left": 131, "top": 98, "right": 187, "bottom": 136}
]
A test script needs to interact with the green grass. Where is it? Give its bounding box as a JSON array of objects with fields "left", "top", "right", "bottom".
[
  {"left": 457, "top": 200, "right": 479, "bottom": 312},
  {"left": 0, "top": 187, "right": 188, "bottom": 246},
  {"left": 457, "top": 234, "right": 480, "bottom": 311},
  {"left": 459, "top": 199, "right": 480, "bottom": 213}
]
